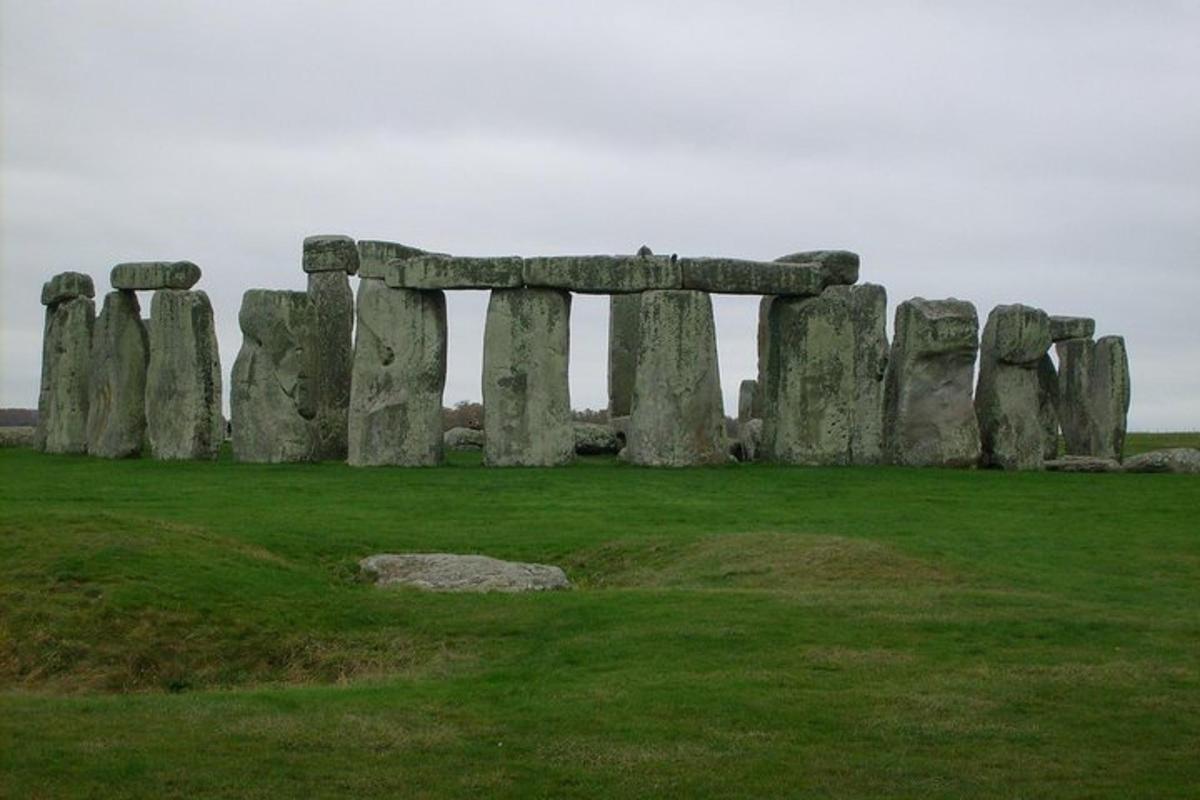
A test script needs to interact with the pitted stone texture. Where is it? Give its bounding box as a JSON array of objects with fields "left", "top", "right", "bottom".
[
  {"left": 1049, "top": 316, "right": 1095, "bottom": 342},
  {"left": 1044, "top": 455, "right": 1120, "bottom": 473},
  {"left": 1122, "top": 448, "right": 1200, "bottom": 474},
  {"left": 607, "top": 293, "right": 641, "bottom": 418},
  {"left": 883, "top": 298, "right": 981, "bottom": 468},
  {"left": 482, "top": 288, "right": 574, "bottom": 467},
  {"left": 523, "top": 254, "right": 682, "bottom": 293},
  {"left": 388, "top": 255, "right": 524, "bottom": 290},
  {"left": 762, "top": 293, "right": 854, "bottom": 465},
  {"left": 444, "top": 426, "right": 484, "bottom": 451},
  {"left": 625, "top": 290, "right": 727, "bottom": 466},
  {"left": 1092, "top": 336, "right": 1130, "bottom": 461},
  {"left": 41, "top": 272, "right": 95, "bottom": 306},
  {"left": 230, "top": 290, "right": 318, "bottom": 463},
  {"left": 824, "top": 283, "right": 889, "bottom": 464},
  {"left": 1055, "top": 335, "right": 1131, "bottom": 460},
  {"left": 348, "top": 280, "right": 447, "bottom": 466},
  {"left": 754, "top": 296, "right": 772, "bottom": 419},
  {"left": 360, "top": 553, "right": 571, "bottom": 593},
  {"left": 735, "top": 418, "right": 763, "bottom": 462},
  {"left": 146, "top": 290, "right": 223, "bottom": 460},
  {"left": 1036, "top": 354, "right": 1060, "bottom": 460},
  {"left": 87, "top": 291, "right": 149, "bottom": 458},
  {"left": 573, "top": 422, "right": 620, "bottom": 455},
  {"left": 356, "top": 240, "right": 439, "bottom": 280},
  {"left": 737, "top": 379, "right": 757, "bottom": 423},
  {"left": 110, "top": 261, "right": 201, "bottom": 291},
  {"left": 36, "top": 296, "right": 94, "bottom": 453},
  {"left": 307, "top": 271, "right": 354, "bottom": 460},
  {"left": 679, "top": 257, "right": 823, "bottom": 295},
  {"left": 0, "top": 428, "right": 35, "bottom": 448},
  {"left": 302, "top": 235, "right": 359, "bottom": 274},
  {"left": 975, "top": 304, "right": 1052, "bottom": 470},
  {"left": 775, "top": 250, "right": 860, "bottom": 287}
]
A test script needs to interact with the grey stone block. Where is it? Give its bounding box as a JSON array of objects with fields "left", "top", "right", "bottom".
[
  {"left": 303, "top": 235, "right": 359, "bottom": 274},
  {"left": 824, "top": 283, "right": 889, "bottom": 464},
  {"left": 607, "top": 293, "right": 641, "bottom": 418},
  {"left": 1049, "top": 315, "right": 1095, "bottom": 342},
  {"left": 356, "top": 240, "right": 439, "bottom": 280},
  {"left": 36, "top": 295, "right": 94, "bottom": 453},
  {"left": 975, "top": 304, "right": 1052, "bottom": 470},
  {"left": 87, "top": 291, "right": 148, "bottom": 458},
  {"left": 307, "top": 270, "right": 354, "bottom": 460},
  {"left": 523, "top": 254, "right": 681, "bottom": 293},
  {"left": 1055, "top": 335, "right": 1130, "bottom": 460},
  {"left": 146, "top": 290, "right": 223, "bottom": 460},
  {"left": 679, "top": 257, "right": 823, "bottom": 295},
  {"left": 41, "top": 271, "right": 95, "bottom": 306},
  {"left": 387, "top": 255, "right": 524, "bottom": 290},
  {"left": 775, "top": 250, "right": 860, "bottom": 287},
  {"left": 737, "top": 379, "right": 757, "bottom": 423},
  {"left": 110, "top": 261, "right": 201, "bottom": 291}
]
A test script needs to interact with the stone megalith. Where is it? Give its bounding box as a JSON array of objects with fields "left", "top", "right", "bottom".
[
  {"left": 481, "top": 288, "right": 574, "bottom": 467},
  {"left": 737, "top": 379, "right": 757, "bottom": 424},
  {"left": 883, "top": 298, "right": 981, "bottom": 468},
  {"left": 348, "top": 279, "right": 447, "bottom": 467},
  {"left": 823, "top": 283, "right": 889, "bottom": 464},
  {"left": 1092, "top": 336, "right": 1130, "bottom": 460},
  {"left": 230, "top": 290, "right": 318, "bottom": 463},
  {"left": 607, "top": 293, "right": 641, "bottom": 419},
  {"left": 303, "top": 235, "right": 357, "bottom": 461},
  {"left": 86, "top": 291, "right": 149, "bottom": 458},
  {"left": 625, "top": 289, "right": 727, "bottom": 466},
  {"left": 1055, "top": 334, "right": 1130, "bottom": 460},
  {"left": 145, "top": 290, "right": 223, "bottom": 460},
  {"left": 1036, "top": 354, "right": 1060, "bottom": 460},
  {"left": 754, "top": 295, "right": 773, "bottom": 419},
  {"left": 974, "top": 304, "right": 1053, "bottom": 470},
  {"left": 36, "top": 272, "right": 95, "bottom": 454}
]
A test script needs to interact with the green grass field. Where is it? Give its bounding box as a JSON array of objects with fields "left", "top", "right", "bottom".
[{"left": 2, "top": 433, "right": 1198, "bottom": 798}]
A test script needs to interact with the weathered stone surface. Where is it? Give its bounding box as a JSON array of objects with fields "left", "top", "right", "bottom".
[
  {"left": 0, "top": 427, "right": 35, "bottom": 448},
  {"left": 824, "top": 283, "right": 889, "bottom": 464},
  {"left": 737, "top": 379, "right": 757, "bottom": 423},
  {"left": 302, "top": 235, "right": 359, "bottom": 274},
  {"left": 145, "top": 290, "right": 223, "bottom": 460},
  {"left": 625, "top": 290, "right": 727, "bottom": 466},
  {"left": 974, "top": 304, "right": 1052, "bottom": 470},
  {"left": 523, "top": 254, "right": 681, "bottom": 293},
  {"left": 1036, "top": 354, "right": 1060, "bottom": 460},
  {"left": 36, "top": 295, "right": 94, "bottom": 454},
  {"left": 734, "top": 418, "right": 763, "bottom": 462},
  {"left": 1055, "top": 335, "right": 1130, "bottom": 460},
  {"left": 762, "top": 293, "right": 854, "bottom": 465},
  {"left": 482, "top": 288, "right": 574, "bottom": 467},
  {"left": 307, "top": 271, "right": 353, "bottom": 460},
  {"left": 573, "top": 422, "right": 620, "bottom": 455},
  {"left": 356, "top": 240, "right": 439, "bottom": 280},
  {"left": 1122, "top": 448, "right": 1200, "bottom": 474},
  {"left": 1044, "top": 455, "right": 1120, "bottom": 473},
  {"left": 443, "top": 426, "right": 484, "bottom": 451},
  {"left": 86, "top": 291, "right": 149, "bottom": 458},
  {"left": 1049, "top": 315, "right": 1095, "bottom": 342},
  {"left": 1092, "top": 336, "right": 1130, "bottom": 461},
  {"left": 754, "top": 295, "right": 772, "bottom": 419},
  {"left": 230, "top": 290, "right": 317, "bottom": 463},
  {"left": 679, "top": 257, "right": 823, "bottom": 295},
  {"left": 775, "top": 250, "right": 860, "bottom": 287},
  {"left": 883, "top": 298, "right": 981, "bottom": 468},
  {"left": 607, "top": 293, "right": 641, "bottom": 418},
  {"left": 41, "top": 271, "right": 95, "bottom": 306},
  {"left": 360, "top": 553, "right": 571, "bottom": 593},
  {"left": 1055, "top": 338, "right": 1095, "bottom": 456},
  {"left": 110, "top": 261, "right": 201, "bottom": 291},
  {"left": 348, "top": 280, "right": 447, "bottom": 466},
  {"left": 388, "top": 255, "right": 524, "bottom": 290}
]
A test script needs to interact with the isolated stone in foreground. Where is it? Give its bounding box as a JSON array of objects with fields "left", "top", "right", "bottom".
[
  {"left": 679, "top": 257, "right": 824, "bottom": 295},
  {"left": 523, "top": 254, "right": 682, "bottom": 293},
  {"left": 388, "top": 255, "right": 524, "bottom": 290},
  {"left": 87, "top": 291, "right": 149, "bottom": 458},
  {"left": 41, "top": 271, "right": 95, "bottom": 306},
  {"left": 1121, "top": 448, "right": 1200, "bottom": 474},
  {"left": 360, "top": 553, "right": 571, "bottom": 593},
  {"left": 37, "top": 293, "right": 94, "bottom": 453},
  {"left": 146, "top": 290, "right": 223, "bottom": 460},
  {"left": 110, "top": 261, "right": 201, "bottom": 291},
  {"left": 775, "top": 250, "right": 860, "bottom": 287},
  {"left": 302, "top": 235, "right": 359, "bottom": 274},
  {"left": 1049, "top": 315, "right": 1095, "bottom": 342}
]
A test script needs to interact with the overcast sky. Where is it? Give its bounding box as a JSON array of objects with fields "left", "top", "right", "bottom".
[{"left": 2, "top": 1, "right": 1197, "bottom": 429}]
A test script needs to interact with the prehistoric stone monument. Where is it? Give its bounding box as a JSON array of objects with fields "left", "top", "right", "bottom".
[
  {"left": 303, "top": 235, "right": 357, "bottom": 461},
  {"left": 87, "top": 289, "right": 149, "bottom": 458},
  {"left": 1053, "top": 317, "right": 1130, "bottom": 461},
  {"left": 975, "top": 304, "right": 1054, "bottom": 470},
  {"left": 37, "top": 272, "right": 95, "bottom": 454}
]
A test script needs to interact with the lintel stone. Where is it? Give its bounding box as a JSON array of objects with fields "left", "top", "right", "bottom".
[
  {"left": 523, "top": 255, "right": 682, "bottom": 293},
  {"left": 303, "top": 235, "right": 359, "bottom": 274},
  {"left": 1049, "top": 315, "right": 1096, "bottom": 342},
  {"left": 111, "top": 261, "right": 201, "bottom": 291},
  {"left": 679, "top": 257, "right": 823, "bottom": 295},
  {"left": 41, "top": 272, "right": 95, "bottom": 306},
  {"left": 386, "top": 255, "right": 524, "bottom": 290},
  {"left": 775, "top": 250, "right": 860, "bottom": 287}
]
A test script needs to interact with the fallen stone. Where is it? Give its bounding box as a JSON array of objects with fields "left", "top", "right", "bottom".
[
  {"left": 388, "top": 255, "right": 524, "bottom": 290},
  {"left": 348, "top": 280, "right": 447, "bottom": 466},
  {"left": 975, "top": 304, "right": 1052, "bottom": 470},
  {"left": 737, "top": 379, "right": 757, "bottom": 423},
  {"left": 883, "top": 298, "right": 981, "bottom": 468},
  {"left": 110, "top": 261, "right": 201, "bottom": 291},
  {"left": 1044, "top": 455, "right": 1121, "bottom": 473},
  {"left": 523, "top": 254, "right": 681, "bottom": 293},
  {"left": 307, "top": 270, "right": 354, "bottom": 460},
  {"left": 302, "top": 235, "right": 359, "bottom": 274},
  {"left": 823, "top": 283, "right": 889, "bottom": 464},
  {"left": 625, "top": 290, "right": 727, "bottom": 466},
  {"left": 573, "top": 422, "right": 620, "bottom": 455},
  {"left": 145, "top": 290, "right": 223, "bottom": 460},
  {"left": 775, "top": 250, "right": 860, "bottom": 287},
  {"left": 36, "top": 295, "right": 94, "bottom": 454},
  {"left": 1049, "top": 315, "right": 1095, "bottom": 342},
  {"left": 443, "top": 426, "right": 484, "bottom": 451},
  {"left": 356, "top": 239, "right": 440, "bottom": 280},
  {"left": 360, "top": 553, "right": 571, "bottom": 593},
  {"left": 41, "top": 272, "right": 95, "bottom": 306},
  {"left": 679, "top": 257, "right": 823, "bottom": 295},
  {"left": 482, "top": 288, "right": 574, "bottom": 466},
  {"left": 607, "top": 293, "right": 641, "bottom": 418},
  {"left": 1121, "top": 448, "right": 1200, "bottom": 474},
  {"left": 87, "top": 291, "right": 149, "bottom": 458},
  {"left": 0, "top": 427, "right": 35, "bottom": 448}
]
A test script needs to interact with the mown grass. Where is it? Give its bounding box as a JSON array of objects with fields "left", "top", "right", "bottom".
[{"left": 1, "top": 433, "right": 1198, "bottom": 798}]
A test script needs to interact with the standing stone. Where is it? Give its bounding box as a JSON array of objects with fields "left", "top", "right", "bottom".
[
  {"left": 974, "top": 304, "right": 1053, "bottom": 470},
  {"left": 625, "top": 290, "right": 727, "bottom": 466},
  {"left": 762, "top": 292, "right": 854, "bottom": 465},
  {"left": 737, "top": 379, "right": 757, "bottom": 424},
  {"left": 1055, "top": 337, "right": 1094, "bottom": 456},
  {"left": 37, "top": 274, "right": 95, "bottom": 454},
  {"left": 824, "top": 283, "right": 889, "bottom": 464},
  {"left": 1036, "top": 354, "right": 1060, "bottom": 460},
  {"left": 482, "top": 288, "right": 574, "bottom": 467},
  {"left": 304, "top": 236, "right": 357, "bottom": 461},
  {"left": 87, "top": 291, "right": 149, "bottom": 458},
  {"left": 146, "top": 290, "right": 223, "bottom": 460},
  {"left": 1055, "top": 335, "right": 1128, "bottom": 460},
  {"left": 607, "top": 293, "right": 641, "bottom": 419},
  {"left": 754, "top": 295, "right": 773, "bottom": 419},
  {"left": 348, "top": 280, "right": 447, "bottom": 466},
  {"left": 1093, "top": 336, "right": 1130, "bottom": 460},
  {"left": 230, "top": 290, "right": 318, "bottom": 463},
  {"left": 883, "top": 298, "right": 981, "bottom": 468}
]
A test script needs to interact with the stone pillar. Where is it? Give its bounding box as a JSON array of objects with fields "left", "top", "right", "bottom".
[
  {"left": 825, "top": 283, "right": 889, "bottom": 464},
  {"left": 737, "top": 379, "right": 757, "bottom": 424},
  {"left": 348, "top": 279, "right": 447, "bottom": 466},
  {"left": 230, "top": 290, "right": 318, "bottom": 463},
  {"left": 1092, "top": 336, "right": 1130, "bottom": 461},
  {"left": 1036, "top": 354, "right": 1060, "bottom": 460},
  {"left": 303, "top": 235, "right": 357, "bottom": 461},
  {"left": 974, "top": 304, "right": 1052, "bottom": 470},
  {"left": 883, "top": 298, "right": 981, "bottom": 468},
  {"left": 1054, "top": 337, "right": 1095, "bottom": 456},
  {"left": 482, "top": 288, "right": 574, "bottom": 467},
  {"left": 625, "top": 289, "right": 726, "bottom": 466},
  {"left": 87, "top": 290, "right": 149, "bottom": 458},
  {"left": 607, "top": 293, "right": 640, "bottom": 422},
  {"left": 754, "top": 295, "right": 772, "bottom": 419},
  {"left": 37, "top": 272, "right": 95, "bottom": 454},
  {"left": 1058, "top": 334, "right": 1130, "bottom": 460},
  {"left": 146, "top": 290, "right": 223, "bottom": 460}
]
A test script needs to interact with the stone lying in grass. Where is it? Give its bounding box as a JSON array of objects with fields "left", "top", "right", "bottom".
[
  {"left": 1044, "top": 455, "right": 1121, "bottom": 473},
  {"left": 1121, "top": 448, "right": 1200, "bottom": 474},
  {"left": 360, "top": 553, "right": 571, "bottom": 593},
  {"left": 443, "top": 426, "right": 484, "bottom": 451}
]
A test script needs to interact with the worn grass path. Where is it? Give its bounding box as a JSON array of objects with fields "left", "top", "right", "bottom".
[{"left": 1, "top": 434, "right": 1197, "bottom": 798}]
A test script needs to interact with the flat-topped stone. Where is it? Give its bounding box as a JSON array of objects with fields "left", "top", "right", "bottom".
[
  {"left": 775, "top": 250, "right": 860, "bottom": 287},
  {"left": 360, "top": 553, "right": 571, "bottom": 593},
  {"left": 387, "top": 255, "right": 524, "bottom": 290},
  {"left": 679, "top": 257, "right": 824, "bottom": 295},
  {"left": 1049, "top": 315, "right": 1095, "bottom": 342},
  {"left": 41, "top": 272, "right": 95, "bottom": 306},
  {"left": 111, "top": 261, "right": 201, "bottom": 291},
  {"left": 1122, "top": 448, "right": 1200, "bottom": 474},
  {"left": 523, "top": 254, "right": 681, "bottom": 293},
  {"left": 303, "top": 235, "right": 359, "bottom": 274},
  {"left": 1044, "top": 455, "right": 1120, "bottom": 473},
  {"left": 356, "top": 239, "right": 440, "bottom": 280}
]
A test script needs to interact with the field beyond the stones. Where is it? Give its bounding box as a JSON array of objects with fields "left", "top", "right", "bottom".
[{"left": 1, "top": 434, "right": 1198, "bottom": 798}]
